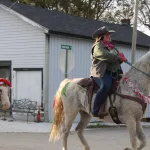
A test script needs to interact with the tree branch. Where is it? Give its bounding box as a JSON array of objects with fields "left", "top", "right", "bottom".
[{"left": 99, "top": 0, "right": 113, "bottom": 17}]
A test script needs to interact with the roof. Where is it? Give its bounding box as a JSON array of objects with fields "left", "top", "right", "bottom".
[{"left": 1, "top": 0, "right": 150, "bottom": 48}]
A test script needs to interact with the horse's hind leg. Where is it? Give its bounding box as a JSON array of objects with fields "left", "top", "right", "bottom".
[
  {"left": 136, "top": 121, "right": 146, "bottom": 150},
  {"left": 124, "top": 119, "right": 137, "bottom": 150},
  {"left": 62, "top": 109, "right": 78, "bottom": 150},
  {"left": 75, "top": 110, "right": 91, "bottom": 150}
]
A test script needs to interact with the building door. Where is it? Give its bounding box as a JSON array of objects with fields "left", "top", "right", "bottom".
[{"left": 14, "top": 69, "right": 43, "bottom": 107}]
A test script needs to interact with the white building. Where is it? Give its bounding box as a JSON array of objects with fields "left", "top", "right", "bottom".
[{"left": 0, "top": 0, "right": 150, "bottom": 122}]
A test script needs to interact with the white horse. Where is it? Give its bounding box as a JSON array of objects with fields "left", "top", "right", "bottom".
[
  {"left": 0, "top": 79, "right": 11, "bottom": 110},
  {"left": 50, "top": 51, "right": 150, "bottom": 150}
]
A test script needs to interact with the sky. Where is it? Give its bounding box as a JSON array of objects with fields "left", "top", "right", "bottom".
[{"left": 138, "top": 25, "right": 150, "bottom": 36}]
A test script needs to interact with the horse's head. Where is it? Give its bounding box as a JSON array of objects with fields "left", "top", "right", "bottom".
[
  {"left": 126, "top": 51, "right": 150, "bottom": 95},
  {"left": 141, "top": 51, "right": 150, "bottom": 93},
  {"left": 136, "top": 51, "right": 150, "bottom": 76},
  {"left": 0, "top": 79, "right": 11, "bottom": 110},
  {"left": 0, "top": 85, "right": 10, "bottom": 110},
  {"left": 143, "top": 51, "right": 150, "bottom": 74}
]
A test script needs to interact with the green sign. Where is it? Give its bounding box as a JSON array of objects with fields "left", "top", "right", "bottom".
[{"left": 61, "top": 44, "right": 72, "bottom": 50}]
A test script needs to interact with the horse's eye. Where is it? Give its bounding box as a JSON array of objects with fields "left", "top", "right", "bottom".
[{"left": 0, "top": 89, "right": 2, "bottom": 93}]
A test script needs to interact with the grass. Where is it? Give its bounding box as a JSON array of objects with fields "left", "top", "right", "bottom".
[{"left": 86, "top": 122, "right": 114, "bottom": 128}]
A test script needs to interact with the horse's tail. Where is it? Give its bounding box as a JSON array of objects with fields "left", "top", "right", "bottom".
[{"left": 49, "top": 79, "right": 70, "bottom": 143}]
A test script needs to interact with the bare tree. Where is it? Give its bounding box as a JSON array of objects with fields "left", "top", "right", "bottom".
[
  {"left": 11, "top": 0, "right": 150, "bottom": 31},
  {"left": 11, "top": 0, "right": 113, "bottom": 19},
  {"left": 101, "top": 0, "right": 134, "bottom": 24},
  {"left": 139, "top": 0, "right": 150, "bottom": 30}
]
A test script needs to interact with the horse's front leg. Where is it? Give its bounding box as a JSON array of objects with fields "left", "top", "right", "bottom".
[
  {"left": 124, "top": 119, "right": 137, "bottom": 150},
  {"left": 136, "top": 121, "right": 147, "bottom": 150}
]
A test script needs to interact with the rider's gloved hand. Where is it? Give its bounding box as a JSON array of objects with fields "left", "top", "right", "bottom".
[
  {"left": 118, "top": 52, "right": 127, "bottom": 62},
  {"left": 118, "top": 56, "right": 127, "bottom": 62},
  {"left": 118, "top": 52, "right": 125, "bottom": 58}
]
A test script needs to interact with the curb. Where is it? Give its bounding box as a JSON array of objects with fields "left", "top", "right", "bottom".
[{"left": 86, "top": 122, "right": 150, "bottom": 128}]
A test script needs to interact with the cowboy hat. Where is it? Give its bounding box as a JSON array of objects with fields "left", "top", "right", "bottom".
[{"left": 92, "top": 26, "right": 115, "bottom": 39}]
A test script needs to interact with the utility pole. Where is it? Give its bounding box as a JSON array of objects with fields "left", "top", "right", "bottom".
[
  {"left": 65, "top": 49, "right": 68, "bottom": 78},
  {"left": 9, "top": 1, "right": 19, "bottom": 8},
  {"left": 131, "top": 0, "right": 138, "bottom": 64}
]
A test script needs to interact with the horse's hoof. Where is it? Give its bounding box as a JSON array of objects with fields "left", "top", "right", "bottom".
[{"left": 124, "top": 148, "right": 133, "bottom": 150}]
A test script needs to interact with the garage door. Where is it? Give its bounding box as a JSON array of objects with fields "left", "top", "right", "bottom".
[{"left": 14, "top": 70, "right": 42, "bottom": 106}]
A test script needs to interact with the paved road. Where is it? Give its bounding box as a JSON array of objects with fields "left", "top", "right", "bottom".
[{"left": 0, "top": 127, "right": 150, "bottom": 150}]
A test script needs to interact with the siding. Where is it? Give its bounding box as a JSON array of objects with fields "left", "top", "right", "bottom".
[
  {"left": 0, "top": 8, "right": 46, "bottom": 106},
  {"left": 49, "top": 34, "right": 149, "bottom": 121},
  {"left": 0, "top": 8, "right": 45, "bottom": 68},
  {"left": 116, "top": 44, "right": 149, "bottom": 73},
  {"left": 49, "top": 34, "right": 92, "bottom": 121}
]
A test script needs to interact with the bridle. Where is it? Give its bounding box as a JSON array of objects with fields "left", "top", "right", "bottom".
[{"left": 125, "top": 61, "right": 150, "bottom": 77}]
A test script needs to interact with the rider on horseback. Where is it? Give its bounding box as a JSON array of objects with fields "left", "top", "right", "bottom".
[{"left": 90, "top": 26, "right": 127, "bottom": 118}]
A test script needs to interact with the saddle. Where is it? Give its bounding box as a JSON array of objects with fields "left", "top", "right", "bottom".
[
  {"left": 77, "top": 77, "right": 119, "bottom": 101},
  {"left": 77, "top": 77, "right": 119, "bottom": 118},
  {"left": 77, "top": 77, "right": 99, "bottom": 106}
]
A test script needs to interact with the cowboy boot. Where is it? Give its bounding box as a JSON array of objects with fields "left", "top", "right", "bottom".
[{"left": 98, "top": 103, "right": 108, "bottom": 119}]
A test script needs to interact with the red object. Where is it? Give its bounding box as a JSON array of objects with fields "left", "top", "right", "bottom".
[
  {"left": 103, "top": 41, "right": 114, "bottom": 49},
  {"left": 119, "top": 56, "right": 127, "bottom": 62},
  {"left": 36, "top": 106, "right": 41, "bottom": 122},
  {"left": 52, "top": 96, "right": 56, "bottom": 109},
  {"left": 0, "top": 78, "right": 11, "bottom": 87},
  {"left": 118, "top": 52, "right": 125, "bottom": 58},
  {"left": 118, "top": 52, "right": 127, "bottom": 62},
  {"left": 123, "top": 77, "right": 128, "bottom": 81}
]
